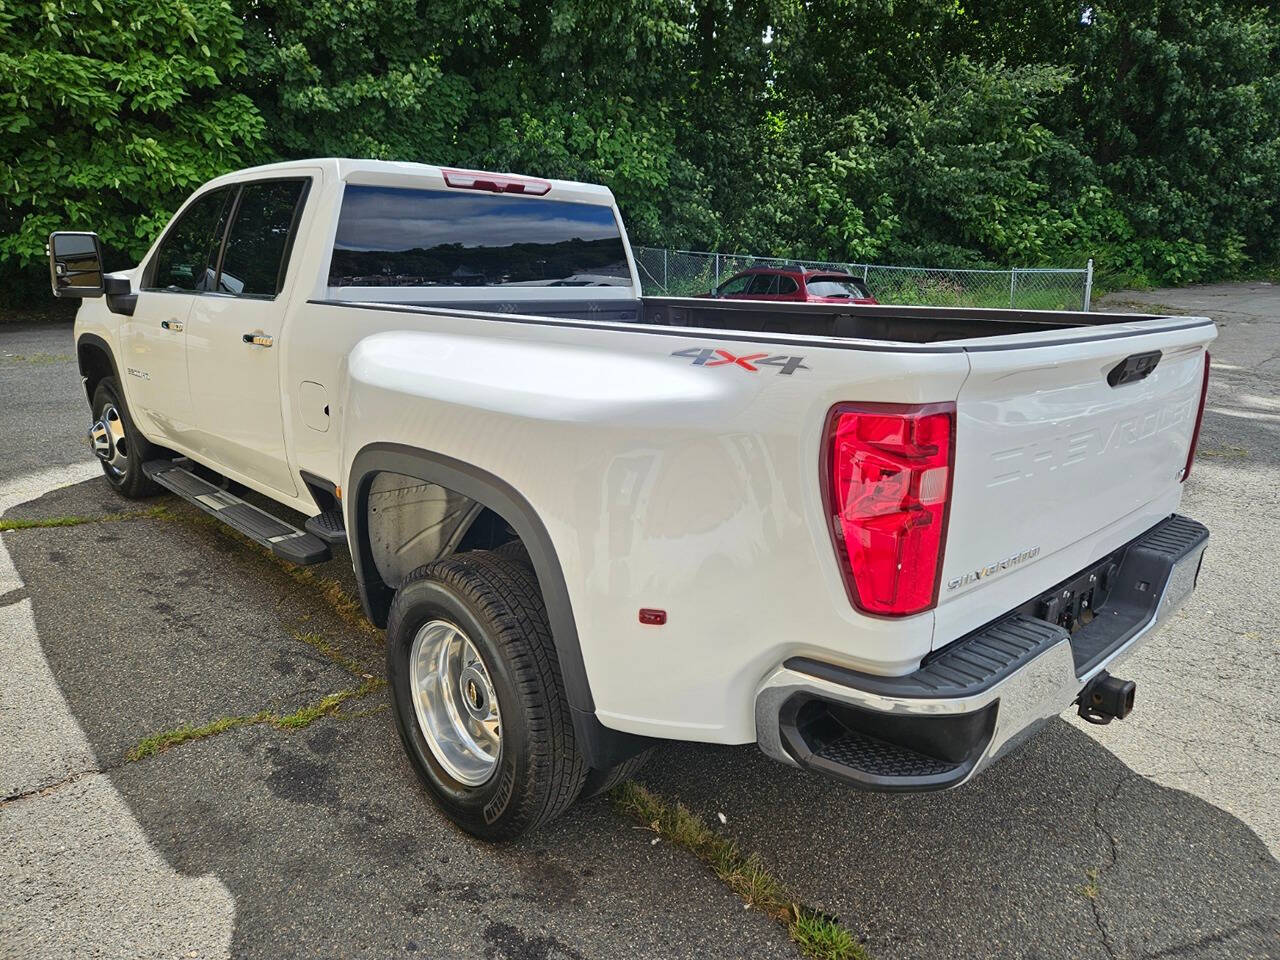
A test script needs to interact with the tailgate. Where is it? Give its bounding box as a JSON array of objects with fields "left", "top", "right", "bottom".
[{"left": 935, "top": 321, "right": 1214, "bottom": 646}]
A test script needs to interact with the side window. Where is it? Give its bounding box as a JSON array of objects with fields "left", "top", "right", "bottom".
[
  {"left": 147, "top": 188, "right": 232, "bottom": 292},
  {"left": 776, "top": 276, "right": 798, "bottom": 295},
  {"left": 746, "top": 273, "right": 778, "bottom": 295},
  {"left": 217, "top": 180, "right": 308, "bottom": 297},
  {"left": 716, "top": 274, "right": 752, "bottom": 295}
]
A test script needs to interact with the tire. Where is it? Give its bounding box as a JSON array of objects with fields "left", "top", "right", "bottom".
[
  {"left": 493, "top": 538, "right": 532, "bottom": 568},
  {"left": 579, "top": 748, "right": 654, "bottom": 801},
  {"left": 386, "top": 550, "right": 587, "bottom": 840},
  {"left": 90, "top": 377, "right": 160, "bottom": 499}
]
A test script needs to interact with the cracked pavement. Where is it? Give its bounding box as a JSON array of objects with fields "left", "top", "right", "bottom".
[{"left": 2, "top": 285, "right": 1278, "bottom": 959}]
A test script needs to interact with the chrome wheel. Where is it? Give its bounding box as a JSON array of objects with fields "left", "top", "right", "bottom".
[
  {"left": 88, "top": 403, "right": 129, "bottom": 478},
  {"left": 409, "top": 619, "right": 501, "bottom": 786}
]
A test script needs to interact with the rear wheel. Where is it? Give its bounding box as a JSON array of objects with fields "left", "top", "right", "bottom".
[
  {"left": 386, "top": 550, "right": 587, "bottom": 839},
  {"left": 89, "top": 377, "right": 160, "bottom": 499}
]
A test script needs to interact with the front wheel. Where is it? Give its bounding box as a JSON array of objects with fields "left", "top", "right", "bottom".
[
  {"left": 386, "top": 550, "right": 587, "bottom": 840},
  {"left": 89, "top": 377, "right": 160, "bottom": 499}
]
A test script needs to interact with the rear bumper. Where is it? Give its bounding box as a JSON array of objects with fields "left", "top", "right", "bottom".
[{"left": 754, "top": 514, "right": 1208, "bottom": 791}]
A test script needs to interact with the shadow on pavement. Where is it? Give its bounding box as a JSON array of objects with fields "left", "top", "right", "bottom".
[
  {"left": 4, "top": 480, "right": 788, "bottom": 960},
  {"left": 7, "top": 478, "right": 1278, "bottom": 960},
  {"left": 644, "top": 725, "right": 1280, "bottom": 960}
]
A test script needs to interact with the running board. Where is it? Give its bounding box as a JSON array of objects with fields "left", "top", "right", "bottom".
[{"left": 143, "top": 461, "right": 332, "bottom": 565}]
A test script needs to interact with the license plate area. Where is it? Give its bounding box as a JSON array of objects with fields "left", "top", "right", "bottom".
[
  {"left": 1003, "top": 515, "right": 1208, "bottom": 677},
  {"left": 1029, "top": 555, "right": 1123, "bottom": 634}
]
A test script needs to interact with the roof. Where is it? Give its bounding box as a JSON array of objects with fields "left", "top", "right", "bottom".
[
  {"left": 735, "top": 265, "right": 859, "bottom": 278},
  {"left": 199, "top": 158, "right": 617, "bottom": 205}
]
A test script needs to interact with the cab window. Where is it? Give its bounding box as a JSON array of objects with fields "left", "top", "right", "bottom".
[
  {"left": 217, "top": 180, "right": 309, "bottom": 297},
  {"left": 146, "top": 188, "right": 233, "bottom": 292}
]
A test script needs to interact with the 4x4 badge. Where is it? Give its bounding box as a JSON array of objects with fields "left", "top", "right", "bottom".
[{"left": 672, "top": 347, "right": 808, "bottom": 375}]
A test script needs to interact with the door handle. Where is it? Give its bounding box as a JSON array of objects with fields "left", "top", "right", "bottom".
[
  {"left": 242, "top": 333, "right": 274, "bottom": 348},
  {"left": 160, "top": 320, "right": 184, "bottom": 332}
]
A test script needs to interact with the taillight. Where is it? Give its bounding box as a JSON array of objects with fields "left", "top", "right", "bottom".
[
  {"left": 823, "top": 402, "right": 955, "bottom": 616},
  {"left": 1181, "top": 350, "right": 1210, "bottom": 482},
  {"left": 442, "top": 168, "right": 552, "bottom": 196}
]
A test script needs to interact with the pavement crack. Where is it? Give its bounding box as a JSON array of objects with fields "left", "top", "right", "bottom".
[
  {"left": 1086, "top": 773, "right": 1129, "bottom": 960},
  {"left": 1139, "top": 914, "right": 1280, "bottom": 958},
  {"left": 0, "top": 586, "right": 29, "bottom": 606},
  {"left": 0, "top": 506, "right": 169, "bottom": 533},
  {"left": 0, "top": 763, "right": 123, "bottom": 808},
  {"left": 124, "top": 675, "right": 386, "bottom": 763}
]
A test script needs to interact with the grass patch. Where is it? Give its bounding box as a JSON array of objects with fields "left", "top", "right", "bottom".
[
  {"left": 293, "top": 629, "right": 368, "bottom": 678},
  {"left": 1081, "top": 868, "right": 1101, "bottom": 901},
  {"left": 0, "top": 352, "right": 74, "bottom": 365},
  {"left": 1198, "top": 445, "right": 1249, "bottom": 460},
  {"left": 0, "top": 506, "right": 168, "bottom": 532},
  {"left": 612, "top": 781, "right": 868, "bottom": 960},
  {"left": 125, "top": 675, "right": 383, "bottom": 762}
]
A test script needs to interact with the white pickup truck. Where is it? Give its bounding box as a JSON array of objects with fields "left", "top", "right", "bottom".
[{"left": 50, "top": 159, "right": 1213, "bottom": 839}]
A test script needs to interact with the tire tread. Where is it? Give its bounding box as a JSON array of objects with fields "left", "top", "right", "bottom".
[{"left": 392, "top": 549, "right": 585, "bottom": 837}]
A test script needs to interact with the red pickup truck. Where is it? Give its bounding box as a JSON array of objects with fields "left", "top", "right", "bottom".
[{"left": 709, "top": 266, "right": 878, "bottom": 304}]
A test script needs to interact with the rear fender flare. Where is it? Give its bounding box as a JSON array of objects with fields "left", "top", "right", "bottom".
[{"left": 348, "top": 442, "right": 595, "bottom": 717}]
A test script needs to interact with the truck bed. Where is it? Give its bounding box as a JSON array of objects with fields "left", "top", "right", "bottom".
[{"left": 346, "top": 293, "right": 1200, "bottom": 345}]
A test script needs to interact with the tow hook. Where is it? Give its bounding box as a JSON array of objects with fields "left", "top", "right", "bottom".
[{"left": 1077, "top": 671, "right": 1136, "bottom": 725}]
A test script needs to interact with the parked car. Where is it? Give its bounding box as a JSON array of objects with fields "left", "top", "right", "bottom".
[
  {"left": 708, "top": 266, "right": 878, "bottom": 303},
  {"left": 51, "top": 159, "right": 1213, "bottom": 839}
]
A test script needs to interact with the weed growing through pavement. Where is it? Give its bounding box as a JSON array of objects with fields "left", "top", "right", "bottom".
[
  {"left": 1081, "top": 868, "right": 1101, "bottom": 900},
  {"left": 293, "top": 628, "right": 368, "bottom": 678},
  {"left": 611, "top": 780, "right": 867, "bottom": 960},
  {"left": 0, "top": 353, "right": 74, "bottom": 365},
  {"left": 0, "top": 506, "right": 168, "bottom": 532},
  {"left": 125, "top": 676, "right": 384, "bottom": 762}
]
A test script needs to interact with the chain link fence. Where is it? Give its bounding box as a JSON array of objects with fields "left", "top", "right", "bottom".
[{"left": 632, "top": 247, "right": 1094, "bottom": 311}]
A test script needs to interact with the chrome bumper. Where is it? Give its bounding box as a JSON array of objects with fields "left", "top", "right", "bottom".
[{"left": 754, "top": 515, "right": 1208, "bottom": 790}]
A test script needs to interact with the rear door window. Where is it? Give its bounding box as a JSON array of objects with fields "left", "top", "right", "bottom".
[
  {"left": 218, "top": 180, "right": 309, "bottom": 297},
  {"left": 146, "top": 188, "right": 233, "bottom": 292},
  {"left": 328, "top": 185, "right": 630, "bottom": 287},
  {"left": 746, "top": 273, "right": 779, "bottom": 295},
  {"left": 716, "top": 274, "right": 752, "bottom": 295},
  {"left": 805, "top": 276, "right": 871, "bottom": 299}
]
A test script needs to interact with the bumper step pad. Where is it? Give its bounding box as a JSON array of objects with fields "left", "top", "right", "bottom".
[
  {"left": 143, "top": 461, "right": 332, "bottom": 566},
  {"left": 304, "top": 509, "right": 347, "bottom": 546},
  {"left": 813, "top": 729, "right": 959, "bottom": 779}
]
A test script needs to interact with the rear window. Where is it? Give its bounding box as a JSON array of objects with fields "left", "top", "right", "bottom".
[
  {"left": 806, "top": 276, "right": 871, "bottom": 299},
  {"left": 328, "top": 185, "right": 631, "bottom": 288}
]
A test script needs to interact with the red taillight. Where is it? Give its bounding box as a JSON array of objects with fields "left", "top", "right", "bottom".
[
  {"left": 823, "top": 402, "right": 955, "bottom": 617},
  {"left": 442, "top": 168, "right": 552, "bottom": 196},
  {"left": 1181, "top": 350, "right": 1210, "bottom": 482}
]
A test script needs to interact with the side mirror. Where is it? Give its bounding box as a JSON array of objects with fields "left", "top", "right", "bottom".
[{"left": 48, "top": 231, "right": 105, "bottom": 298}]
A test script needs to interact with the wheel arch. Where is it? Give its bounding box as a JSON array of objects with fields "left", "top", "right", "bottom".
[
  {"left": 347, "top": 443, "right": 654, "bottom": 769},
  {"left": 76, "top": 333, "right": 121, "bottom": 407}
]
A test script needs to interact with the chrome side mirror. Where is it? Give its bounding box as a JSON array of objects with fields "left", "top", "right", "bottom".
[{"left": 48, "top": 231, "right": 105, "bottom": 298}]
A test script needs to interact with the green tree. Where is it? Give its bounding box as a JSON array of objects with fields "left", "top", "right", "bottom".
[{"left": 0, "top": 0, "right": 265, "bottom": 299}]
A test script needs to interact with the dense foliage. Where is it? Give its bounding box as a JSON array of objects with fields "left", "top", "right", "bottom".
[{"left": 3, "top": 0, "right": 1279, "bottom": 302}]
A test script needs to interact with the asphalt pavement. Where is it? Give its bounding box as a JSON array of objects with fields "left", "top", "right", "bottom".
[{"left": 1, "top": 286, "right": 1276, "bottom": 959}]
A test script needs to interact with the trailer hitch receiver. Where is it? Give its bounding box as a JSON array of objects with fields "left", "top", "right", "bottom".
[{"left": 1078, "top": 671, "right": 1136, "bottom": 725}]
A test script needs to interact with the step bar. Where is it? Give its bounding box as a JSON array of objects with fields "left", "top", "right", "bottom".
[{"left": 143, "top": 460, "right": 332, "bottom": 565}]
